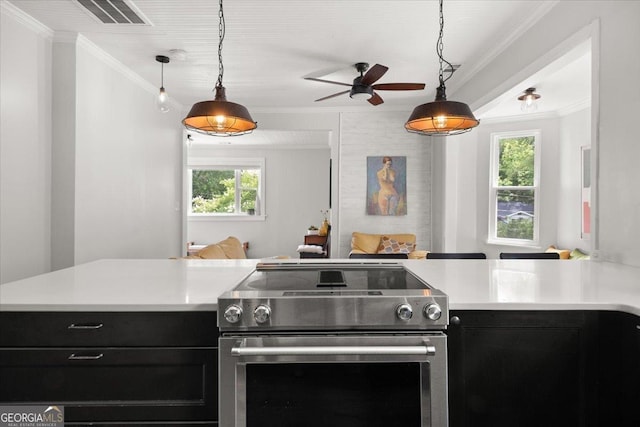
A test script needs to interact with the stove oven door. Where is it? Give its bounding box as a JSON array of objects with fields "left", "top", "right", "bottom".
[{"left": 219, "top": 333, "right": 447, "bottom": 427}]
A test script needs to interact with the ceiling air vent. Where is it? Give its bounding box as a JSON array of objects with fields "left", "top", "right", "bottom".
[{"left": 75, "top": 0, "right": 148, "bottom": 24}]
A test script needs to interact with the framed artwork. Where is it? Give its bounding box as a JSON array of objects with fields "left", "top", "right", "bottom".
[
  {"left": 581, "top": 146, "right": 591, "bottom": 240},
  {"left": 366, "top": 156, "right": 407, "bottom": 216}
]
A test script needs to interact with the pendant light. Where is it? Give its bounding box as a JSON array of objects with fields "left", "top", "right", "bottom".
[
  {"left": 182, "top": 0, "right": 257, "bottom": 136},
  {"left": 518, "top": 87, "right": 541, "bottom": 113},
  {"left": 405, "top": 0, "right": 479, "bottom": 136},
  {"left": 155, "top": 55, "right": 170, "bottom": 113}
]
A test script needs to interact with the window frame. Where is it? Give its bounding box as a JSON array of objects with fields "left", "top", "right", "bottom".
[
  {"left": 488, "top": 130, "right": 541, "bottom": 246},
  {"left": 187, "top": 157, "right": 265, "bottom": 221}
]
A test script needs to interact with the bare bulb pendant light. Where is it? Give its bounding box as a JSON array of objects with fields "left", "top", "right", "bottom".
[
  {"left": 155, "top": 55, "right": 170, "bottom": 113},
  {"left": 405, "top": 0, "right": 479, "bottom": 136},
  {"left": 182, "top": 0, "right": 256, "bottom": 136},
  {"left": 518, "top": 87, "right": 541, "bottom": 113}
]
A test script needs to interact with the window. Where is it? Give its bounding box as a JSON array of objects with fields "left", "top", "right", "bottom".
[
  {"left": 488, "top": 130, "right": 540, "bottom": 245},
  {"left": 187, "top": 158, "right": 265, "bottom": 218}
]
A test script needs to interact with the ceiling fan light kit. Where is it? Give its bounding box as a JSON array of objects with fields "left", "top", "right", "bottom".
[
  {"left": 182, "top": 0, "right": 256, "bottom": 136},
  {"left": 405, "top": 0, "right": 479, "bottom": 136},
  {"left": 349, "top": 84, "right": 374, "bottom": 100}
]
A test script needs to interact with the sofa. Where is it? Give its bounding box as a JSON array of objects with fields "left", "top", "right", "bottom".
[
  {"left": 350, "top": 232, "right": 428, "bottom": 259},
  {"left": 184, "top": 236, "right": 248, "bottom": 259}
]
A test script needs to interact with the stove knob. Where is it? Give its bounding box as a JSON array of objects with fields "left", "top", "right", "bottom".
[
  {"left": 424, "top": 303, "right": 442, "bottom": 321},
  {"left": 223, "top": 305, "right": 243, "bottom": 324},
  {"left": 396, "top": 303, "right": 413, "bottom": 321},
  {"left": 253, "top": 304, "right": 271, "bottom": 324}
]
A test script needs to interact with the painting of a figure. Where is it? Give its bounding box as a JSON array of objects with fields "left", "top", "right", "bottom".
[{"left": 367, "top": 156, "right": 407, "bottom": 215}]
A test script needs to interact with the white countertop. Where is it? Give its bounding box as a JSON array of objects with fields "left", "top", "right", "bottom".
[{"left": 0, "top": 258, "right": 639, "bottom": 316}]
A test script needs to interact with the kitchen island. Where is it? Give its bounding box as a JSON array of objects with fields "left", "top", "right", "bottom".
[
  {"left": 1, "top": 258, "right": 639, "bottom": 314},
  {"left": 1, "top": 258, "right": 638, "bottom": 426}
]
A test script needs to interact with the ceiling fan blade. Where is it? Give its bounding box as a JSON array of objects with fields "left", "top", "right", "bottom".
[
  {"left": 304, "top": 77, "right": 352, "bottom": 87},
  {"left": 368, "top": 92, "right": 384, "bottom": 106},
  {"left": 361, "top": 64, "right": 389, "bottom": 86},
  {"left": 372, "top": 83, "right": 426, "bottom": 91},
  {"left": 314, "top": 90, "right": 350, "bottom": 102}
]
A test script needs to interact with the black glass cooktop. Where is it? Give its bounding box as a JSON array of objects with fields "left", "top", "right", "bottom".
[{"left": 235, "top": 263, "right": 429, "bottom": 291}]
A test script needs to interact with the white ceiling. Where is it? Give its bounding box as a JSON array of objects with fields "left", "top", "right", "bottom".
[{"left": 7, "top": 0, "right": 589, "bottom": 118}]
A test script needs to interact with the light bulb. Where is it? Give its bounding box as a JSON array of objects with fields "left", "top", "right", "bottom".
[
  {"left": 157, "top": 87, "right": 170, "bottom": 113},
  {"left": 215, "top": 115, "right": 226, "bottom": 130},
  {"left": 521, "top": 95, "right": 538, "bottom": 113},
  {"left": 518, "top": 88, "right": 540, "bottom": 113},
  {"left": 435, "top": 115, "right": 448, "bottom": 129}
]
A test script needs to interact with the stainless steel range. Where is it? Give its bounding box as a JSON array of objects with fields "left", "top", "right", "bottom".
[{"left": 218, "top": 261, "right": 449, "bottom": 427}]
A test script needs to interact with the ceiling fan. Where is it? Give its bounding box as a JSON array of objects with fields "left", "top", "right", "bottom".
[{"left": 305, "top": 62, "right": 425, "bottom": 106}]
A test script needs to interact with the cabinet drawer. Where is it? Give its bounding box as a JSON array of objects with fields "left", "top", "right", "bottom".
[
  {"left": 0, "top": 348, "right": 217, "bottom": 423},
  {"left": 0, "top": 311, "right": 218, "bottom": 347}
]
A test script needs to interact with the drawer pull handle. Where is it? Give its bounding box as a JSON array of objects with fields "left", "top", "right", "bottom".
[
  {"left": 68, "top": 353, "right": 104, "bottom": 360},
  {"left": 68, "top": 323, "right": 103, "bottom": 330}
]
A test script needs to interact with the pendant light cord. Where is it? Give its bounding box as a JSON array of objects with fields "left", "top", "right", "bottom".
[
  {"left": 216, "top": 0, "right": 226, "bottom": 89},
  {"left": 160, "top": 61, "right": 165, "bottom": 88},
  {"left": 436, "top": 0, "right": 455, "bottom": 88}
]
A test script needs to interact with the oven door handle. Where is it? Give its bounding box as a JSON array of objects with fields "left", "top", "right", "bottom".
[{"left": 231, "top": 345, "right": 436, "bottom": 357}]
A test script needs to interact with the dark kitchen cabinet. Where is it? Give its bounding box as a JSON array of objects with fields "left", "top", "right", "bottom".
[
  {"left": 596, "top": 311, "right": 640, "bottom": 426},
  {"left": 446, "top": 310, "right": 599, "bottom": 427},
  {"left": 0, "top": 311, "right": 219, "bottom": 426}
]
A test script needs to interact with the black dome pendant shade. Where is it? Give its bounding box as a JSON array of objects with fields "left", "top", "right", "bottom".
[
  {"left": 182, "top": 0, "right": 256, "bottom": 136},
  {"left": 405, "top": 85, "right": 479, "bottom": 136},
  {"left": 405, "top": 0, "right": 479, "bottom": 136},
  {"left": 183, "top": 86, "right": 256, "bottom": 136}
]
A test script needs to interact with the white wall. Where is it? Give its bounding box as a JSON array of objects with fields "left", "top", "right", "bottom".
[
  {"left": 186, "top": 144, "right": 330, "bottom": 259},
  {"left": 0, "top": 6, "right": 185, "bottom": 283},
  {"left": 0, "top": 5, "right": 52, "bottom": 283},
  {"left": 51, "top": 37, "right": 76, "bottom": 271},
  {"left": 254, "top": 111, "right": 341, "bottom": 247},
  {"left": 73, "top": 41, "right": 184, "bottom": 264},
  {"left": 452, "top": 1, "right": 640, "bottom": 266},
  {"left": 557, "top": 108, "right": 591, "bottom": 252},
  {"left": 338, "top": 111, "right": 432, "bottom": 257}
]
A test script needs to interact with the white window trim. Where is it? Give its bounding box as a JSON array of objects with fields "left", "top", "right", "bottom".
[
  {"left": 487, "top": 130, "right": 541, "bottom": 247},
  {"left": 187, "top": 157, "right": 266, "bottom": 220}
]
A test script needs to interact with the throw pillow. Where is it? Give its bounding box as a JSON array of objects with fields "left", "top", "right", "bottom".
[
  {"left": 377, "top": 236, "right": 416, "bottom": 254},
  {"left": 570, "top": 248, "right": 590, "bottom": 260}
]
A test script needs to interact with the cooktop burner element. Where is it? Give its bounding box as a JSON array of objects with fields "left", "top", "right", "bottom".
[{"left": 218, "top": 262, "right": 448, "bottom": 332}]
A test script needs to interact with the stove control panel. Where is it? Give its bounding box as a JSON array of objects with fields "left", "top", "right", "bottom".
[{"left": 219, "top": 296, "right": 448, "bottom": 330}]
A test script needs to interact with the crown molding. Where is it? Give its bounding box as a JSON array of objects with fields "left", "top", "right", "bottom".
[
  {"left": 448, "top": 1, "right": 560, "bottom": 95},
  {"left": 478, "top": 110, "right": 559, "bottom": 125},
  {"left": 557, "top": 98, "right": 591, "bottom": 117},
  {"left": 1, "top": 0, "right": 54, "bottom": 37},
  {"left": 75, "top": 34, "right": 183, "bottom": 110}
]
